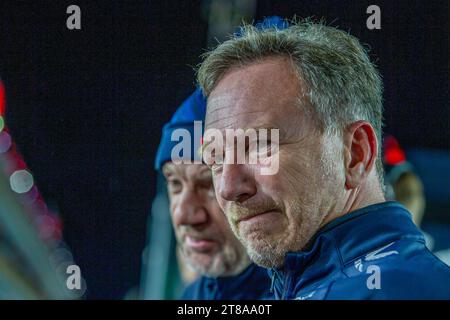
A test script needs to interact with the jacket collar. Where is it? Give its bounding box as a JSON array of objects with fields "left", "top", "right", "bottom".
[
  {"left": 204, "top": 263, "right": 268, "bottom": 298},
  {"left": 268, "top": 201, "right": 424, "bottom": 297},
  {"left": 305, "top": 201, "right": 423, "bottom": 264}
]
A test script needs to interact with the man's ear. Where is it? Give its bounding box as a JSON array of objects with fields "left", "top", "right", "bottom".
[{"left": 343, "top": 121, "right": 378, "bottom": 189}]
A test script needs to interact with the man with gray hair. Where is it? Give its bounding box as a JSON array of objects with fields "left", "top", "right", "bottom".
[{"left": 198, "top": 19, "right": 450, "bottom": 299}]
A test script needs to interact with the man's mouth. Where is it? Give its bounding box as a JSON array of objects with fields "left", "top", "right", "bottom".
[
  {"left": 185, "top": 235, "right": 217, "bottom": 251},
  {"left": 237, "top": 209, "right": 279, "bottom": 224}
]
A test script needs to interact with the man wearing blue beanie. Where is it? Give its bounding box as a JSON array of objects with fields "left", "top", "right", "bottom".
[{"left": 155, "top": 87, "right": 271, "bottom": 299}]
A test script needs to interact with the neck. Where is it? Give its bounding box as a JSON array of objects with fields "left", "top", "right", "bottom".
[{"left": 322, "top": 176, "right": 385, "bottom": 227}]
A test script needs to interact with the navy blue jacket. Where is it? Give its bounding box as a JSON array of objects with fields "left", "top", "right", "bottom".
[
  {"left": 269, "top": 201, "right": 450, "bottom": 300},
  {"left": 181, "top": 263, "right": 271, "bottom": 300}
]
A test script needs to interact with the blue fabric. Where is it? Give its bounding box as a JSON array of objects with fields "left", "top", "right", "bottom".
[
  {"left": 234, "top": 16, "right": 290, "bottom": 37},
  {"left": 268, "top": 201, "right": 450, "bottom": 300},
  {"left": 181, "top": 263, "right": 272, "bottom": 300},
  {"left": 154, "top": 88, "right": 206, "bottom": 171}
]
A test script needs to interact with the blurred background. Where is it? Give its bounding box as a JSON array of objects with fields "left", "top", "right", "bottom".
[{"left": 0, "top": 0, "right": 448, "bottom": 299}]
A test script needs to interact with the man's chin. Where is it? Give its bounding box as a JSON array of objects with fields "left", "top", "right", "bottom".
[
  {"left": 241, "top": 235, "right": 287, "bottom": 269},
  {"left": 184, "top": 252, "right": 224, "bottom": 277},
  {"left": 246, "top": 246, "right": 285, "bottom": 269}
]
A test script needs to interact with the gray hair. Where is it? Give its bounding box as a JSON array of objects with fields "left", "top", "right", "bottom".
[{"left": 197, "top": 18, "right": 385, "bottom": 188}]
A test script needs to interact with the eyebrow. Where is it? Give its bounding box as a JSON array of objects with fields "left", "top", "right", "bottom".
[{"left": 162, "top": 164, "right": 176, "bottom": 177}]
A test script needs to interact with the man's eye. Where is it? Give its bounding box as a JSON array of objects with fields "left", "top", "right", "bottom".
[
  {"left": 259, "top": 140, "right": 273, "bottom": 155},
  {"left": 247, "top": 139, "right": 269, "bottom": 153},
  {"left": 167, "top": 179, "right": 182, "bottom": 194},
  {"left": 256, "top": 139, "right": 278, "bottom": 157}
]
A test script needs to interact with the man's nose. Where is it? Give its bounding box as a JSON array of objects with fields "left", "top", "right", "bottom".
[
  {"left": 218, "top": 164, "right": 256, "bottom": 203},
  {"left": 174, "top": 191, "right": 208, "bottom": 226}
]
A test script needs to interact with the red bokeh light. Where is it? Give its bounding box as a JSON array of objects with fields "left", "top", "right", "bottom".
[
  {"left": 383, "top": 135, "right": 406, "bottom": 165},
  {"left": 0, "top": 81, "right": 5, "bottom": 116}
]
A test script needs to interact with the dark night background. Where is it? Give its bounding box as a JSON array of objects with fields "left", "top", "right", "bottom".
[{"left": 0, "top": 1, "right": 448, "bottom": 298}]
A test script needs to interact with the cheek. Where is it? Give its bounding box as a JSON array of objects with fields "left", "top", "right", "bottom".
[
  {"left": 254, "top": 174, "right": 282, "bottom": 197},
  {"left": 210, "top": 203, "right": 229, "bottom": 226},
  {"left": 169, "top": 201, "right": 183, "bottom": 228},
  {"left": 214, "top": 184, "right": 227, "bottom": 211},
  {"left": 259, "top": 152, "right": 307, "bottom": 193},
  {"left": 209, "top": 205, "right": 232, "bottom": 235},
  {"left": 264, "top": 152, "right": 324, "bottom": 210}
]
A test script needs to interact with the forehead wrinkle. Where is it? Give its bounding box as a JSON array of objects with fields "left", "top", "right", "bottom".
[
  {"left": 206, "top": 58, "right": 308, "bottom": 143},
  {"left": 206, "top": 104, "right": 230, "bottom": 117},
  {"left": 206, "top": 93, "right": 237, "bottom": 113},
  {"left": 206, "top": 108, "right": 272, "bottom": 130},
  {"left": 206, "top": 109, "right": 290, "bottom": 143},
  {"left": 206, "top": 83, "right": 262, "bottom": 115},
  {"left": 205, "top": 114, "right": 236, "bottom": 129},
  {"left": 204, "top": 115, "right": 241, "bottom": 130}
]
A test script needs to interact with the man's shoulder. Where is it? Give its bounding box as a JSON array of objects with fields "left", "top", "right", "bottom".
[
  {"left": 180, "top": 266, "right": 272, "bottom": 300},
  {"left": 328, "top": 267, "right": 450, "bottom": 300},
  {"left": 328, "top": 244, "right": 450, "bottom": 299},
  {"left": 180, "top": 277, "right": 209, "bottom": 300}
]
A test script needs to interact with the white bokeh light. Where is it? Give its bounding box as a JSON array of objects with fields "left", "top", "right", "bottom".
[{"left": 9, "top": 169, "right": 34, "bottom": 193}]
